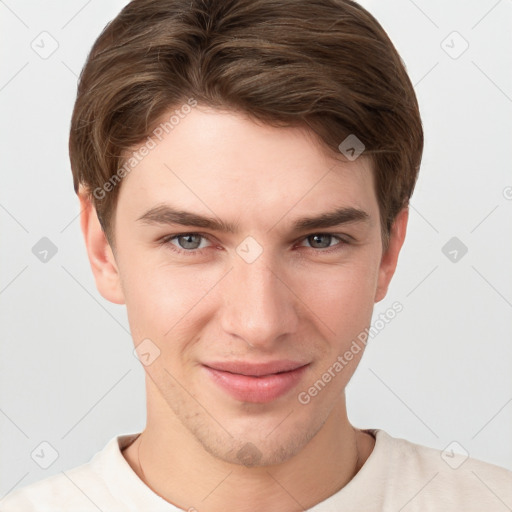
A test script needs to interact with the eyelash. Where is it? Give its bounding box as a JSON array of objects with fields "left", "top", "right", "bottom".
[{"left": 158, "top": 232, "right": 351, "bottom": 257}]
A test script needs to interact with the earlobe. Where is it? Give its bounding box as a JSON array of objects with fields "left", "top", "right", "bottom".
[
  {"left": 374, "top": 207, "right": 409, "bottom": 303},
  {"left": 79, "top": 192, "right": 125, "bottom": 305}
]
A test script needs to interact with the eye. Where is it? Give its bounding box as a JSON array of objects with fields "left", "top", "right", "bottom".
[
  {"left": 160, "top": 233, "right": 213, "bottom": 255},
  {"left": 298, "top": 233, "right": 348, "bottom": 252},
  {"left": 159, "top": 232, "right": 350, "bottom": 257}
]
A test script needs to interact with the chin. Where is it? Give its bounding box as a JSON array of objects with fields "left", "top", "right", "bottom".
[{"left": 194, "top": 415, "right": 325, "bottom": 468}]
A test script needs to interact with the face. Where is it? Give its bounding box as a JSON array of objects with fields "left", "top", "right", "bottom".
[{"left": 84, "top": 104, "right": 406, "bottom": 467}]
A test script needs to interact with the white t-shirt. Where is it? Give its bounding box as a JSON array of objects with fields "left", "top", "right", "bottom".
[{"left": 1, "top": 429, "right": 511, "bottom": 511}]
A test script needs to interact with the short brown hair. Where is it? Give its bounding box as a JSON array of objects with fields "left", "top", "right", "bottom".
[{"left": 69, "top": 0, "right": 423, "bottom": 249}]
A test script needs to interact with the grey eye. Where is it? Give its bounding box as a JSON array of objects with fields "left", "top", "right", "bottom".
[
  {"left": 307, "top": 234, "right": 334, "bottom": 249},
  {"left": 177, "top": 234, "right": 203, "bottom": 250}
]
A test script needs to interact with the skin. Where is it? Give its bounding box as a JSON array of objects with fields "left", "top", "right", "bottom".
[{"left": 79, "top": 104, "right": 408, "bottom": 511}]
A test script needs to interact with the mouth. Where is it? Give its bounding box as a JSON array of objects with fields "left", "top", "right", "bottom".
[{"left": 202, "top": 360, "right": 310, "bottom": 403}]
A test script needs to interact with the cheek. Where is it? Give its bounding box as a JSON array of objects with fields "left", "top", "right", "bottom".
[
  {"left": 295, "top": 257, "right": 379, "bottom": 333},
  {"left": 120, "top": 255, "right": 220, "bottom": 342},
  {"left": 293, "top": 259, "right": 380, "bottom": 395}
]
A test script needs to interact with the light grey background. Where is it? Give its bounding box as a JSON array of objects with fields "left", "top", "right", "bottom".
[{"left": 1, "top": 0, "right": 511, "bottom": 499}]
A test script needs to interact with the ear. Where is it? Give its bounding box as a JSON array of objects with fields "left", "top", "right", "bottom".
[
  {"left": 374, "top": 207, "right": 409, "bottom": 303},
  {"left": 79, "top": 192, "right": 125, "bottom": 305}
]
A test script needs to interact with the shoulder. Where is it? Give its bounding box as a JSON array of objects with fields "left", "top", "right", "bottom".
[
  {"left": 0, "top": 434, "right": 134, "bottom": 512},
  {"left": 372, "top": 429, "right": 512, "bottom": 510},
  {"left": 0, "top": 462, "right": 107, "bottom": 511}
]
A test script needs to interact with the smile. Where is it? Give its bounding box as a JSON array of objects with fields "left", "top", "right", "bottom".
[{"left": 202, "top": 361, "right": 310, "bottom": 403}]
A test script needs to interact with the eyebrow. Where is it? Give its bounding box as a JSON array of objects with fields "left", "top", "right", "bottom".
[{"left": 136, "top": 204, "right": 370, "bottom": 234}]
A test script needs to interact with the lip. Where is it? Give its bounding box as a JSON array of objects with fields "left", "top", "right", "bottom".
[{"left": 202, "top": 360, "right": 310, "bottom": 403}]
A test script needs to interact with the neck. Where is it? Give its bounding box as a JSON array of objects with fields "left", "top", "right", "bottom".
[{"left": 124, "top": 401, "right": 374, "bottom": 511}]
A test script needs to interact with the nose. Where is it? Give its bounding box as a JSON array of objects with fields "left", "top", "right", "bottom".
[{"left": 219, "top": 252, "right": 299, "bottom": 350}]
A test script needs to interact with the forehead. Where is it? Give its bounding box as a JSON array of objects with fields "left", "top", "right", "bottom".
[{"left": 117, "top": 106, "right": 378, "bottom": 227}]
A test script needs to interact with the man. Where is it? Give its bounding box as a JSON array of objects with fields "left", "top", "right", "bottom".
[{"left": 2, "top": 0, "right": 511, "bottom": 510}]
